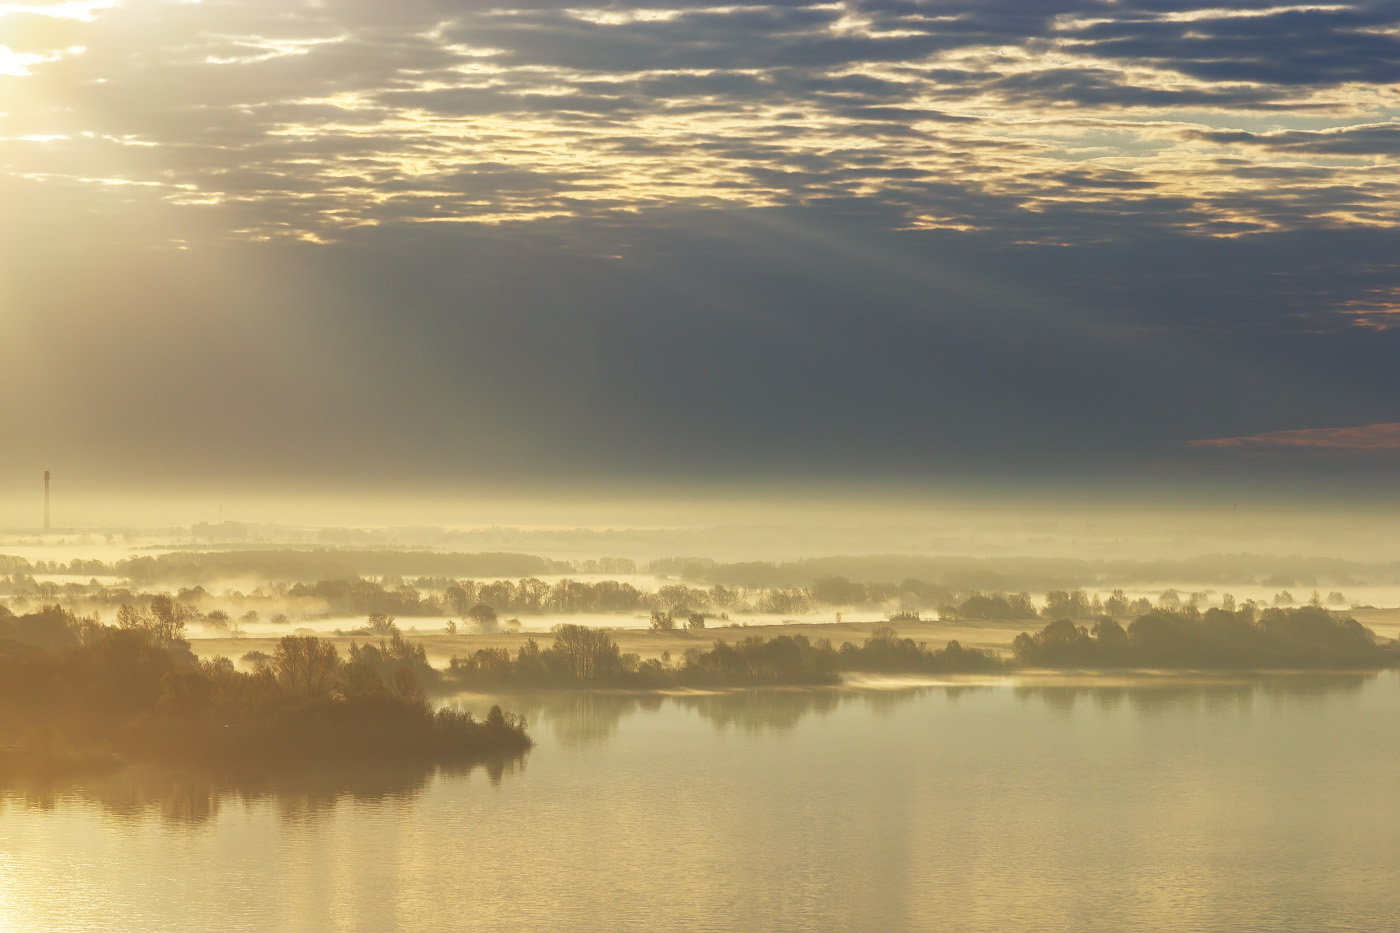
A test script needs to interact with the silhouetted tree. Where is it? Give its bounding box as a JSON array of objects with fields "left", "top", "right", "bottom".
[
  {"left": 550, "top": 624, "right": 623, "bottom": 681},
  {"left": 366, "top": 613, "right": 399, "bottom": 636},
  {"left": 273, "top": 635, "right": 341, "bottom": 696},
  {"left": 466, "top": 603, "right": 498, "bottom": 633}
]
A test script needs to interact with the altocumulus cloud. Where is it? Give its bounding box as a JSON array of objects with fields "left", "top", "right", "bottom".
[{"left": 1, "top": 0, "right": 1398, "bottom": 242}]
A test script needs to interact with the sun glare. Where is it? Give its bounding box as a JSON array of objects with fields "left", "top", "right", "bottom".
[
  {"left": 0, "top": 45, "right": 42, "bottom": 76},
  {"left": 0, "top": 0, "right": 119, "bottom": 21}
]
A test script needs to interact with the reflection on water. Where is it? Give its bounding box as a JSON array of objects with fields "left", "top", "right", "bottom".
[
  {"left": 2, "top": 675, "right": 1375, "bottom": 819},
  {"left": 0, "top": 755, "right": 527, "bottom": 825},
  {"left": 485, "top": 692, "right": 666, "bottom": 747},
  {"left": 455, "top": 672, "right": 1378, "bottom": 750},
  {"left": 677, "top": 689, "right": 843, "bottom": 734},
  {"left": 464, "top": 687, "right": 857, "bottom": 745},
  {"left": 1015, "top": 672, "right": 1372, "bottom": 715},
  {"left": 3, "top": 672, "right": 1397, "bottom": 932}
]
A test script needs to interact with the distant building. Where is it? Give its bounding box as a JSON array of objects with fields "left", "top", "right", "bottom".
[{"left": 192, "top": 521, "right": 250, "bottom": 543}]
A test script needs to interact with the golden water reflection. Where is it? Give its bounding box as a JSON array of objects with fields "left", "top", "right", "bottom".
[
  {"left": 0, "top": 755, "right": 527, "bottom": 825},
  {"left": 1, "top": 673, "right": 1394, "bottom": 932}
]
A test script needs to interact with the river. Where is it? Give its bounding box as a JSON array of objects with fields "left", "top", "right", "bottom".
[{"left": 3, "top": 672, "right": 1397, "bottom": 931}]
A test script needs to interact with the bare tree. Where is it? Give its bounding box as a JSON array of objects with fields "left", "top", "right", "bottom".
[
  {"left": 551, "top": 624, "right": 621, "bottom": 681},
  {"left": 273, "top": 635, "right": 341, "bottom": 696}
]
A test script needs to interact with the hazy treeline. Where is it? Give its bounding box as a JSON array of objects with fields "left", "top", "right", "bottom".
[
  {"left": 11, "top": 547, "right": 1395, "bottom": 595},
  {"left": 3, "top": 575, "right": 815, "bottom": 625},
  {"left": 1, "top": 550, "right": 588, "bottom": 586},
  {"left": 1013, "top": 606, "right": 1396, "bottom": 669},
  {"left": 652, "top": 554, "right": 1399, "bottom": 592},
  {"left": 447, "top": 625, "right": 1003, "bottom": 690},
  {"left": 3, "top": 577, "right": 658, "bottom": 625},
  {"left": 4, "top": 546, "right": 1389, "bottom": 632},
  {"left": 446, "top": 607, "right": 1399, "bottom": 692},
  {"left": 120, "top": 549, "right": 582, "bottom": 585},
  {"left": 4, "top": 570, "right": 1357, "bottom": 638},
  {"left": 0, "top": 606, "right": 530, "bottom": 779}
]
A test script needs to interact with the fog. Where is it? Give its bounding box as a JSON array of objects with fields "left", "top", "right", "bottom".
[{"left": 8, "top": 486, "right": 1400, "bottom": 560}]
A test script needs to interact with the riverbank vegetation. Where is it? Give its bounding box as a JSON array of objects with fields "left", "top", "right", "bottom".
[
  {"left": 0, "top": 606, "right": 530, "bottom": 780},
  {"left": 2, "top": 600, "right": 1394, "bottom": 780},
  {"left": 446, "top": 624, "right": 1005, "bottom": 690},
  {"left": 1012, "top": 605, "right": 1396, "bottom": 669}
]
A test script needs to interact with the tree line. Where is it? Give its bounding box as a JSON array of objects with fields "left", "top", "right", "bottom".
[
  {"left": 446, "top": 624, "right": 1004, "bottom": 690},
  {"left": 1012, "top": 605, "right": 1394, "bottom": 669},
  {"left": 0, "top": 605, "right": 530, "bottom": 780}
]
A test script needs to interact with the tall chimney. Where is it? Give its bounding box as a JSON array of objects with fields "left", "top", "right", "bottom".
[{"left": 44, "top": 471, "right": 50, "bottom": 532}]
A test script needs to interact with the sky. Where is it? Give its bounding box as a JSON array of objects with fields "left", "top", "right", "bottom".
[{"left": 1, "top": 0, "right": 1398, "bottom": 507}]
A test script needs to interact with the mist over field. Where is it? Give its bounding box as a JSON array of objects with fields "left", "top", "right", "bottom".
[{"left": 8, "top": 494, "right": 1400, "bottom": 648}]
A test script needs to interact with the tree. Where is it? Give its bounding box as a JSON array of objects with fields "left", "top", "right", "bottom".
[
  {"left": 273, "top": 635, "right": 341, "bottom": 696},
  {"left": 658, "top": 584, "right": 694, "bottom": 614},
  {"left": 1091, "top": 617, "right": 1128, "bottom": 661},
  {"left": 709, "top": 585, "right": 739, "bottom": 609},
  {"left": 467, "top": 603, "right": 498, "bottom": 633},
  {"left": 550, "top": 624, "right": 621, "bottom": 681},
  {"left": 389, "top": 666, "right": 427, "bottom": 708},
  {"left": 1043, "top": 590, "right": 1091, "bottom": 619},
  {"left": 650, "top": 610, "right": 674, "bottom": 631},
  {"left": 811, "top": 575, "right": 865, "bottom": 606},
  {"left": 148, "top": 594, "right": 187, "bottom": 643},
  {"left": 115, "top": 599, "right": 186, "bottom": 647},
  {"left": 1008, "top": 592, "right": 1038, "bottom": 618},
  {"left": 477, "top": 580, "right": 515, "bottom": 610},
  {"left": 687, "top": 612, "right": 706, "bottom": 630},
  {"left": 1104, "top": 589, "right": 1130, "bottom": 617},
  {"left": 116, "top": 603, "right": 145, "bottom": 631},
  {"left": 516, "top": 578, "right": 549, "bottom": 612},
  {"left": 445, "top": 582, "right": 473, "bottom": 616},
  {"left": 367, "top": 612, "right": 399, "bottom": 636}
]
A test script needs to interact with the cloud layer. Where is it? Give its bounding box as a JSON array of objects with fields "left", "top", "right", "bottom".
[
  {"left": 3, "top": 1, "right": 1399, "bottom": 490},
  {"left": 2, "top": 0, "right": 1398, "bottom": 244}
]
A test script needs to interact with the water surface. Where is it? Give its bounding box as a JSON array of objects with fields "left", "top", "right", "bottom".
[{"left": 3, "top": 673, "right": 1397, "bottom": 931}]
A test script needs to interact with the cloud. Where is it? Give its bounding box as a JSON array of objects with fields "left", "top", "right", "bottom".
[
  {"left": 1065, "top": 4, "right": 1400, "bottom": 87},
  {"left": 1191, "top": 123, "right": 1400, "bottom": 156},
  {"left": 1191, "top": 423, "right": 1400, "bottom": 451},
  {"left": 0, "top": 0, "right": 1397, "bottom": 245},
  {"left": 3, "top": 1, "right": 1400, "bottom": 491}
]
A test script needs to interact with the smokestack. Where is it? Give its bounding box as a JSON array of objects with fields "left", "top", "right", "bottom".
[{"left": 44, "top": 470, "right": 50, "bottom": 533}]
